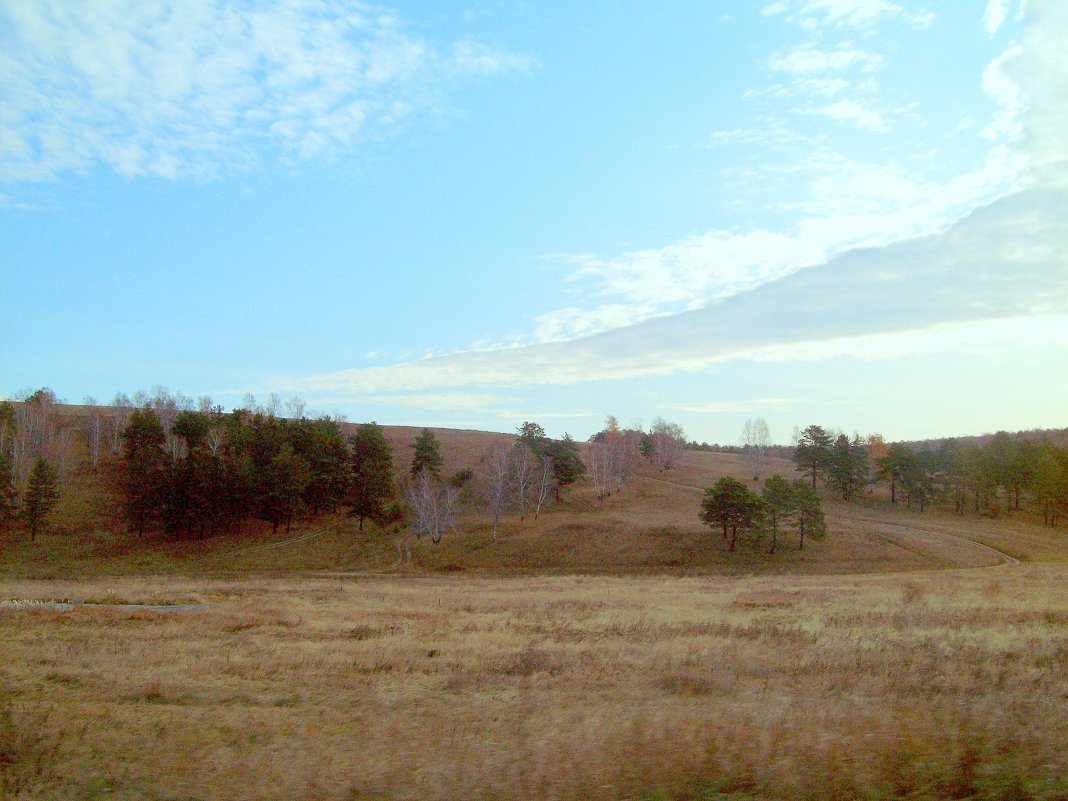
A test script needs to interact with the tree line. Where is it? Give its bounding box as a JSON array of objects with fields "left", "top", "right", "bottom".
[{"left": 790, "top": 424, "right": 1068, "bottom": 526}]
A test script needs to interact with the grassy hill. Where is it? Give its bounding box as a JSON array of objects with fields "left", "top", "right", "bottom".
[{"left": 3, "top": 425, "right": 1065, "bottom": 579}]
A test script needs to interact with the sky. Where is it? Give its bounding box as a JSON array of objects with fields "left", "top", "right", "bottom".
[{"left": 2, "top": 0, "right": 1066, "bottom": 445}]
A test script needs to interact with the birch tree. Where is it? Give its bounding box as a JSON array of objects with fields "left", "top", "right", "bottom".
[{"left": 741, "top": 417, "right": 771, "bottom": 481}]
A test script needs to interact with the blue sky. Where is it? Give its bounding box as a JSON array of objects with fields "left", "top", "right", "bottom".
[{"left": 2, "top": 0, "right": 1066, "bottom": 444}]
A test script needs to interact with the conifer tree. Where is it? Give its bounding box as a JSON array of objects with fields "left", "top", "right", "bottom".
[
  {"left": 791, "top": 480, "right": 826, "bottom": 549},
  {"left": 410, "top": 428, "right": 444, "bottom": 480},
  {"left": 22, "top": 456, "right": 59, "bottom": 540},
  {"left": 349, "top": 422, "right": 395, "bottom": 531},
  {"left": 0, "top": 454, "right": 19, "bottom": 532}
]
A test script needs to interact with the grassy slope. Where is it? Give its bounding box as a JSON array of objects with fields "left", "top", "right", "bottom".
[{"left": 2, "top": 427, "right": 1065, "bottom": 578}]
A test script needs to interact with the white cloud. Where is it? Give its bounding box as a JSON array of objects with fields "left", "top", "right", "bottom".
[
  {"left": 363, "top": 392, "right": 514, "bottom": 410},
  {"left": 290, "top": 183, "right": 1067, "bottom": 396},
  {"left": 0, "top": 1, "right": 530, "bottom": 182},
  {"left": 983, "top": 0, "right": 1010, "bottom": 35},
  {"left": 763, "top": 0, "right": 935, "bottom": 29},
  {"left": 668, "top": 399, "right": 802, "bottom": 414},
  {"left": 806, "top": 98, "right": 889, "bottom": 131},
  {"left": 770, "top": 47, "right": 883, "bottom": 74}
]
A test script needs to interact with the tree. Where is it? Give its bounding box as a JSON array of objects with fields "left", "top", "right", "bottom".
[
  {"left": 761, "top": 474, "right": 795, "bottom": 555},
  {"left": 480, "top": 444, "right": 512, "bottom": 540},
  {"left": 533, "top": 454, "right": 553, "bottom": 520},
  {"left": 543, "top": 433, "right": 585, "bottom": 501},
  {"left": 122, "top": 407, "right": 167, "bottom": 537},
  {"left": 825, "top": 433, "right": 869, "bottom": 501},
  {"left": 517, "top": 421, "right": 547, "bottom": 454},
  {"left": 1031, "top": 445, "right": 1068, "bottom": 527},
  {"left": 742, "top": 418, "right": 772, "bottom": 482},
  {"left": 410, "top": 428, "right": 444, "bottom": 480},
  {"left": 0, "top": 401, "right": 14, "bottom": 459},
  {"left": 349, "top": 422, "right": 394, "bottom": 531},
  {"left": 793, "top": 425, "right": 833, "bottom": 487},
  {"left": 406, "top": 469, "right": 459, "bottom": 545},
  {"left": 650, "top": 416, "right": 686, "bottom": 471},
  {"left": 262, "top": 445, "right": 310, "bottom": 533},
  {"left": 791, "top": 480, "right": 826, "bottom": 549},
  {"left": 22, "top": 457, "right": 59, "bottom": 540},
  {"left": 510, "top": 443, "right": 537, "bottom": 522},
  {"left": 876, "top": 443, "right": 915, "bottom": 505},
  {"left": 0, "top": 454, "right": 19, "bottom": 532},
  {"left": 700, "top": 477, "right": 764, "bottom": 552}
]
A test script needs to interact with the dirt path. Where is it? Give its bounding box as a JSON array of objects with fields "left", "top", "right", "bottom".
[{"left": 636, "top": 473, "right": 1020, "bottom": 571}]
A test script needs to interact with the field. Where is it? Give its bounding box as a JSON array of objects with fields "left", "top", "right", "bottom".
[{"left": 2, "top": 445, "right": 1068, "bottom": 800}]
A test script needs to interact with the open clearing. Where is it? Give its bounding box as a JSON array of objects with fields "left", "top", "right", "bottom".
[{"left": 3, "top": 448, "right": 1068, "bottom": 800}]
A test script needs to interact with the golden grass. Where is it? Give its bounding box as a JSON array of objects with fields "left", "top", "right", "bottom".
[{"left": 3, "top": 567, "right": 1068, "bottom": 800}]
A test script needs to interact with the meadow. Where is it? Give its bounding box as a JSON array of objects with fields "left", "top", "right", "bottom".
[
  {"left": 3, "top": 445, "right": 1068, "bottom": 800},
  {"left": 3, "top": 566, "right": 1068, "bottom": 801}
]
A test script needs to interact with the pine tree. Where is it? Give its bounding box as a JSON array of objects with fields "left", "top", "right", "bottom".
[
  {"left": 793, "top": 424, "right": 833, "bottom": 487},
  {"left": 761, "top": 474, "right": 795, "bottom": 555},
  {"left": 349, "top": 422, "right": 395, "bottom": 531},
  {"left": 22, "top": 457, "right": 59, "bottom": 540},
  {"left": 410, "top": 428, "right": 444, "bottom": 480},
  {"left": 700, "top": 477, "right": 764, "bottom": 552},
  {"left": 122, "top": 407, "right": 167, "bottom": 537},
  {"left": 791, "top": 480, "right": 826, "bottom": 550},
  {"left": 543, "top": 433, "right": 586, "bottom": 501},
  {"left": 0, "top": 454, "right": 19, "bottom": 532}
]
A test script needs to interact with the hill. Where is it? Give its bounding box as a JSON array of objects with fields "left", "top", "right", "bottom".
[{"left": 4, "top": 423, "right": 1065, "bottom": 579}]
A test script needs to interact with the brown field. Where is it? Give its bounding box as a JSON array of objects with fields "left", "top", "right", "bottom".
[{"left": 3, "top": 445, "right": 1068, "bottom": 800}]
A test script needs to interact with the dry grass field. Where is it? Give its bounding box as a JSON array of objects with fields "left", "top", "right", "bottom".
[
  {"left": 3, "top": 444, "right": 1068, "bottom": 800},
  {"left": 3, "top": 567, "right": 1068, "bottom": 801}
]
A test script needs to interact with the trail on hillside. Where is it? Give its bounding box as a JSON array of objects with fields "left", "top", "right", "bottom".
[{"left": 635, "top": 473, "right": 1019, "bottom": 571}]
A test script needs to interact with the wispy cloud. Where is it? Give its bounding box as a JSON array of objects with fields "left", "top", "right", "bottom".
[
  {"left": 983, "top": 0, "right": 1010, "bottom": 35},
  {"left": 763, "top": 0, "right": 935, "bottom": 30},
  {"left": 668, "top": 399, "right": 802, "bottom": 414},
  {"left": 0, "top": 1, "right": 531, "bottom": 182},
  {"left": 769, "top": 46, "right": 883, "bottom": 74},
  {"left": 805, "top": 98, "right": 889, "bottom": 131},
  {"left": 289, "top": 183, "right": 1067, "bottom": 396}
]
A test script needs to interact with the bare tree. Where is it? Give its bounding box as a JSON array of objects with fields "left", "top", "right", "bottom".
[
  {"left": 284, "top": 396, "right": 307, "bottom": 420},
  {"left": 650, "top": 416, "right": 686, "bottom": 471},
  {"left": 480, "top": 444, "right": 511, "bottom": 539},
  {"left": 533, "top": 454, "right": 553, "bottom": 520},
  {"left": 109, "top": 393, "right": 133, "bottom": 455},
  {"left": 405, "top": 469, "right": 460, "bottom": 546},
  {"left": 741, "top": 417, "right": 772, "bottom": 481},
  {"left": 511, "top": 443, "right": 537, "bottom": 522},
  {"left": 587, "top": 442, "right": 614, "bottom": 499},
  {"left": 83, "top": 395, "right": 104, "bottom": 470},
  {"left": 266, "top": 392, "right": 283, "bottom": 418}
]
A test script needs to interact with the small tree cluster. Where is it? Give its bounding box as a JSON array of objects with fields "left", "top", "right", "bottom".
[{"left": 700, "top": 474, "right": 825, "bottom": 554}]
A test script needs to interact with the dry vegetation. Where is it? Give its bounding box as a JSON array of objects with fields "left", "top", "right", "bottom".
[
  {"left": 3, "top": 444, "right": 1068, "bottom": 800},
  {"left": 2, "top": 567, "right": 1068, "bottom": 800}
]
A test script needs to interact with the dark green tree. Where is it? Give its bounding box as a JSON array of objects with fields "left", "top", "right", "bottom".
[
  {"left": 791, "top": 480, "right": 826, "bottom": 549},
  {"left": 876, "top": 443, "right": 916, "bottom": 505},
  {"left": 122, "top": 407, "right": 167, "bottom": 537},
  {"left": 825, "top": 434, "right": 869, "bottom": 500},
  {"left": 700, "top": 476, "right": 764, "bottom": 552},
  {"left": 543, "top": 433, "right": 586, "bottom": 501},
  {"left": 1033, "top": 445, "right": 1068, "bottom": 527},
  {"left": 517, "top": 421, "right": 548, "bottom": 455},
  {"left": 410, "top": 428, "right": 444, "bottom": 480},
  {"left": 349, "top": 422, "right": 395, "bottom": 531},
  {"left": 262, "top": 444, "right": 310, "bottom": 534},
  {"left": 22, "top": 456, "right": 59, "bottom": 540},
  {"left": 761, "top": 474, "right": 795, "bottom": 555},
  {"left": 0, "top": 454, "right": 20, "bottom": 532},
  {"left": 171, "top": 410, "right": 211, "bottom": 452},
  {"left": 793, "top": 425, "right": 833, "bottom": 487}
]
